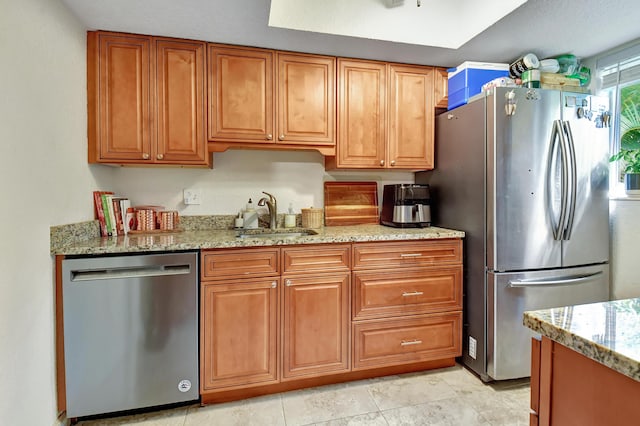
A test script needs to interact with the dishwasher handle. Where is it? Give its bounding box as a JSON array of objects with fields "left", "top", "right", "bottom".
[{"left": 70, "top": 264, "right": 191, "bottom": 281}]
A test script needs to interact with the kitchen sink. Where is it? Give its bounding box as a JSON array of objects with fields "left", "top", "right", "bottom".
[{"left": 235, "top": 229, "right": 318, "bottom": 240}]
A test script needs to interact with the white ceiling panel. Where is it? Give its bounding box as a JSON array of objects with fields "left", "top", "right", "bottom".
[{"left": 268, "top": 0, "right": 527, "bottom": 49}]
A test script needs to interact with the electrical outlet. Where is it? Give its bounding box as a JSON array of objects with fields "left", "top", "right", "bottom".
[
  {"left": 183, "top": 189, "right": 202, "bottom": 205},
  {"left": 468, "top": 336, "right": 477, "bottom": 359}
]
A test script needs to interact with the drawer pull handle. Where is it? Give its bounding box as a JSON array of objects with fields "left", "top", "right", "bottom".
[
  {"left": 400, "top": 253, "right": 422, "bottom": 258},
  {"left": 402, "top": 291, "right": 424, "bottom": 297},
  {"left": 285, "top": 279, "right": 292, "bottom": 286},
  {"left": 271, "top": 281, "right": 277, "bottom": 288},
  {"left": 400, "top": 339, "right": 422, "bottom": 346}
]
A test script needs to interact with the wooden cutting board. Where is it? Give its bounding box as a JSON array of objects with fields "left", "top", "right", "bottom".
[{"left": 324, "top": 182, "right": 379, "bottom": 226}]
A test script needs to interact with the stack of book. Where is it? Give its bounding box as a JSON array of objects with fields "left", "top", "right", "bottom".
[{"left": 93, "top": 191, "right": 133, "bottom": 237}]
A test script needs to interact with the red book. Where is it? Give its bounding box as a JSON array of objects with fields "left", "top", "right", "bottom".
[{"left": 93, "top": 191, "right": 113, "bottom": 237}]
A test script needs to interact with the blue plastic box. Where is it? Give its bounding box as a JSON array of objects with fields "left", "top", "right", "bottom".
[{"left": 447, "top": 62, "right": 510, "bottom": 110}]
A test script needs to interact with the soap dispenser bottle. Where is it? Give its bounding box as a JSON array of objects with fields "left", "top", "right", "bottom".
[{"left": 243, "top": 198, "right": 258, "bottom": 229}]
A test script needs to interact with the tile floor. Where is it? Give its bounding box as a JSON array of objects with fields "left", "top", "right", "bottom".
[{"left": 77, "top": 364, "right": 530, "bottom": 426}]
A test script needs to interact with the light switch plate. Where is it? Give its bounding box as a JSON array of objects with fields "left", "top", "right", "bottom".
[{"left": 183, "top": 189, "right": 202, "bottom": 205}]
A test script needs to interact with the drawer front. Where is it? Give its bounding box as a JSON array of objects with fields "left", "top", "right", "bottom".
[
  {"left": 282, "top": 244, "right": 350, "bottom": 274},
  {"left": 352, "top": 240, "right": 462, "bottom": 270},
  {"left": 201, "top": 248, "right": 279, "bottom": 280},
  {"left": 353, "top": 312, "right": 462, "bottom": 370},
  {"left": 352, "top": 267, "right": 462, "bottom": 320}
]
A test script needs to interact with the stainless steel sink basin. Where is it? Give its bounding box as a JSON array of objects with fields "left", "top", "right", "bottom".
[{"left": 235, "top": 230, "right": 317, "bottom": 240}]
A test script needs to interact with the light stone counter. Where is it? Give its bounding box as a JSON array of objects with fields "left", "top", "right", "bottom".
[
  {"left": 524, "top": 299, "right": 640, "bottom": 382},
  {"left": 51, "top": 222, "right": 465, "bottom": 256}
]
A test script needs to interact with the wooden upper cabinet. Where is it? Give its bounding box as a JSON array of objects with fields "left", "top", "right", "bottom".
[
  {"left": 89, "top": 32, "right": 152, "bottom": 163},
  {"left": 336, "top": 59, "right": 387, "bottom": 168},
  {"left": 88, "top": 31, "right": 209, "bottom": 166},
  {"left": 277, "top": 53, "right": 335, "bottom": 146},
  {"left": 208, "top": 47, "right": 336, "bottom": 153},
  {"left": 332, "top": 59, "right": 435, "bottom": 170},
  {"left": 434, "top": 67, "right": 449, "bottom": 109},
  {"left": 155, "top": 38, "right": 207, "bottom": 164},
  {"left": 388, "top": 64, "right": 434, "bottom": 169},
  {"left": 208, "top": 45, "right": 274, "bottom": 143}
]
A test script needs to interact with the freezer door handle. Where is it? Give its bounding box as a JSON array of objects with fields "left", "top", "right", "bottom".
[{"left": 509, "top": 271, "right": 603, "bottom": 287}]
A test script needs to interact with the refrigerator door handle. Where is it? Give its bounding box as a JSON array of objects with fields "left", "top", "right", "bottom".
[
  {"left": 548, "top": 120, "right": 569, "bottom": 241},
  {"left": 509, "top": 271, "right": 603, "bottom": 287},
  {"left": 562, "top": 121, "right": 577, "bottom": 240}
]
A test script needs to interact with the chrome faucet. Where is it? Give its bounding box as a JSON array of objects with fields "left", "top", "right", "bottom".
[{"left": 257, "top": 191, "right": 278, "bottom": 230}]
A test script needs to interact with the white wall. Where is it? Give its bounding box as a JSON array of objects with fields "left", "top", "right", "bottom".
[
  {"left": 0, "top": 0, "right": 114, "bottom": 424},
  {"left": 108, "top": 150, "right": 414, "bottom": 217},
  {"left": 610, "top": 200, "right": 640, "bottom": 299}
]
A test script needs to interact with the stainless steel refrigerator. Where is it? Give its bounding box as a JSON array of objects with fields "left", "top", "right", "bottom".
[{"left": 416, "top": 87, "right": 611, "bottom": 381}]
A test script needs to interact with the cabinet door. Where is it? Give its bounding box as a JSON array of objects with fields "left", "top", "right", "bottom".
[
  {"left": 282, "top": 273, "right": 350, "bottom": 379},
  {"left": 208, "top": 45, "right": 274, "bottom": 143},
  {"left": 434, "top": 67, "right": 448, "bottom": 109},
  {"left": 90, "top": 33, "right": 152, "bottom": 163},
  {"left": 201, "top": 279, "right": 279, "bottom": 391},
  {"left": 277, "top": 53, "right": 335, "bottom": 146},
  {"left": 337, "top": 59, "right": 387, "bottom": 168},
  {"left": 155, "top": 39, "right": 207, "bottom": 165},
  {"left": 388, "top": 64, "right": 434, "bottom": 170}
]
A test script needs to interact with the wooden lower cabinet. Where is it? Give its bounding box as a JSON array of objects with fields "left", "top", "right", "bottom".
[
  {"left": 200, "top": 239, "right": 462, "bottom": 401},
  {"left": 353, "top": 312, "right": 462, "bottom": 370},
  {"left": 352, "top": 266, "right": 462, "bottom": 320},
  {"left": 282, "top": 273, "right": 350, "bottom": 379},
  {"left": 531, "top": 336, "right": 640, "bottom": 426},
  {"left": 201, "top": 278, "right": 279, "bottom": 391}
]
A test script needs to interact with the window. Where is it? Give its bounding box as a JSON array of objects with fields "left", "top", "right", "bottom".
[{"left": 597, "top": 40, "right": 640, "bottom": 195}]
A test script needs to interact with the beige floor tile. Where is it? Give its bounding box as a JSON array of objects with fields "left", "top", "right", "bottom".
[
  {"left": 382, "top": 397, "right": 490, "bottom": 426},
  {"left": 310, "top": 411, "right": 389, "bottom": 426},
  {"left": 76, "top": 405, "right": 190, "bottom": 425},
  {"left": 184, "top": 394, "right": 285, "bottom": 426},
  {"left": 478, "top": 408, "right": 530, "bottom": 426},
  {"left": 367, "top": 371, "right": 457, "bottom": 411},
  {"left": 428, "top": 365, "right": 489, "bottom": 393},
  {"left": 281, "top": 381, "right": 379, "bottom": 426}
]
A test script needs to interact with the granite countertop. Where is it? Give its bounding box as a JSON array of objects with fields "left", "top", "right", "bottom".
[
  {"left": 524, "top": 299, "right": 640, "bottom": 382},
  {"left": 51, "top": 222, "right": 465, "bottom": 256}
]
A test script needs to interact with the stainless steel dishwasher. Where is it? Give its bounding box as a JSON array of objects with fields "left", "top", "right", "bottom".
[{"left": 62, "top": 251, "right": 199, "bottom": 418}]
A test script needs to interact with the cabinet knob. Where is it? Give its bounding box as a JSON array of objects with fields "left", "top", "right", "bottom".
[
  {"left": 390, "top": 160, "right": 396, "bottom": 166},
  {"left": 142, "top": 153, "right": 150, "bottom": 160},
  {"left": 271, "top": 281, "right": 277, "bottom": 288},
  {"left": 279, "top": 134, "right": 285, "bottom": 141},
  {"left": 380, "top": 159, "right": 385, "bottom": 166},
  {"left": 285, "top": 279, "right": 292, "bottom": 287},
  {"left": 157, "top": 154, "right": 164, "bottom": 160},
  {"left": 266, "top": 134, "right": 273, "bottom": 140}
]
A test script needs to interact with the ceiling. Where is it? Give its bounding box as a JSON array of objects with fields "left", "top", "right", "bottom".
[
  {"left": 268, "top": 0, "right": 527, "bottom": 50},
  {"left": 61, "top": 0, "right": 640, "bottom": 68}
]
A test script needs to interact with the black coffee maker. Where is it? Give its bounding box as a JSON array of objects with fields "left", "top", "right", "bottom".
[{"left": 380, "top": 184, "right": 431, "bottom": 228}]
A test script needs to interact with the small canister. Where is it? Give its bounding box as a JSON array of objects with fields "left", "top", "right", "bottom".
[
  {"left": 509, "top": 53, "right": 539, "bottom": 78},
  {"left": 284, "top": 214, "right": 296, "bottom": 228},
  {"left": 521, "top": 69, "right": 541, "bottom": 88}
]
